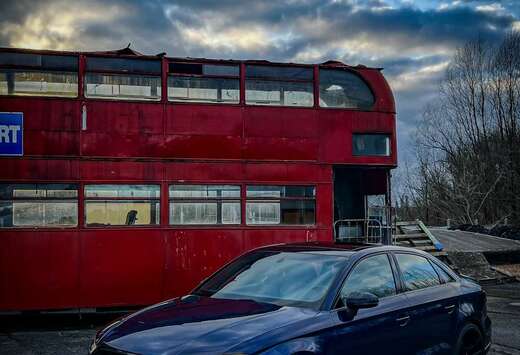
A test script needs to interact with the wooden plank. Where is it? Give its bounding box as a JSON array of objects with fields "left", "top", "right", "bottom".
[
  {"left": 394, "top": 233, "right": 429, "bottom": 239},
  {"left": 416, "top": 220, "right": 444, "bottom": 251}
]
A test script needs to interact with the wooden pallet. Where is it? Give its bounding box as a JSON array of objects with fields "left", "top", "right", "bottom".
[{"left": 393, "top": 220, "right": 445, "bottom": 256}]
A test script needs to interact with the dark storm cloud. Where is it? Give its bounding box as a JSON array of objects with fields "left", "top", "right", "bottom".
[{"left": 0, "top": 0, "right": 519, "bottom": 162}]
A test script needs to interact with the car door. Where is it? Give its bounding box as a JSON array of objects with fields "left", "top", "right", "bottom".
[
  {"left": 325, "top": 253, "right": 413, "bottom": 355},
  {"left": 393, "top": 252, "right": 459, "bottom": 354}
]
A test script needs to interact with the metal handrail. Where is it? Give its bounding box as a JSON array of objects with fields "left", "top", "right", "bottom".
[{"left": 334, "top": 218, "right": 385, "bottom": 244}]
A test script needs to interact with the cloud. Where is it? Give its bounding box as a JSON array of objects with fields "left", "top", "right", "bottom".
[{"left": 0, "top": 0, "right": 519, "bottom": 164}]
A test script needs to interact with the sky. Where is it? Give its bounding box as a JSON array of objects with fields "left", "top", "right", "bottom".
[{"left": 1, "top": 0, "right": 519, "bottom": 164}]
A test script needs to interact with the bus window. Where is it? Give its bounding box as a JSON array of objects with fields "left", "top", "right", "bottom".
[
  {"left": 353, "top": 134, "right": 391, "bottom": 156},
  {"left": 246, "top": 185, "right": 315, "bottom": 225},
  {"left": 84, "top": 57, "right": 162, "bottom": 101},
  {"left": 84, "top": 184, "right": 160, "bottom": 227},
  {"left": 245, "top": 65, "right": 313, "bottom": 107},
  {"left": 168, "top": 63, "right": 240, "bottom": 104},
  {"left": 0, "top": 52, "right": 78, "bottom": 97},
  {"left": 319, "top": 68, "right": 375, "bottom": 109},
  {"left": 0, "top": 184, "right": 78, "bottom": 228},
  {"left": 169, "top": 185, "right": 241, "bottom": 225}
]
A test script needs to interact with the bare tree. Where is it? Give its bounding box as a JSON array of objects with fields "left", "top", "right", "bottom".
[{"left": 403, "top": 31, "right": 520, "bottom": 226}]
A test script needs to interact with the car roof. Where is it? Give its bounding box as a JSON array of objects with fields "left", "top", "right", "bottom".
[{"left": 252, "top": 242, "right": 429, "bottom": 258}]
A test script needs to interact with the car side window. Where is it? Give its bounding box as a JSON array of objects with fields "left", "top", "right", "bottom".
[
  {"left": 395, "top": 253, "right": 441, "bottom": 291},
  {"left": 339, "top": 254, "right": 397, "bottom": 301},
  {"left": 431, "top": 262, "right": 456, "bottom": 283}
]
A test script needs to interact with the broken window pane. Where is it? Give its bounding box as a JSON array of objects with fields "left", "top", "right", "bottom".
[
  {"left": 85, "top": 73, "right": 161, "bottom": 101},
  {"left": 319, "top": 69, "right": 375, "bottom": 109},
  {"left": 203, "top": 64, "right": 239, "bottom": 76},
  {"left": 246, "top": 65, "right": 313, "bottom": 81},
  {"left": 0, "top": 52, "right": 78, "bottom": 70},
  {"left": 86, "top": 57, "right": 161, "bottom": 74}
]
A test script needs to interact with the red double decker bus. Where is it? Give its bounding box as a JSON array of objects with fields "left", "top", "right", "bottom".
[{"left": 0, "top": 47, "right": 396, "bottom": 311}]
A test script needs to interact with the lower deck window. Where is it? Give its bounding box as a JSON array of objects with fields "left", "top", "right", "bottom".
[
  {"left": 0, "top": 184, "right": 78, "bottom": 228},
  {"left": 170, "top": 185, "right": 241, "bottom": 225},
  {"left": 85, "top": 184, "right": 160, "bottom": 226},
  {"left": 246, "top": 186, "right": 316, "bottom": 225}
]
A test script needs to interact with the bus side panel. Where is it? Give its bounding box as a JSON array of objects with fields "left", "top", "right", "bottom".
[
  {"left": 243, "top": 107, "right": 319, "bottom": 161},
  {"left": 0, "top": 230, "right": 80, "bottom": 311},
  {"left": 318, "top": 110, "right": 396, "bottom": 166},
  {"left": 162, "top": 229, "right": 245, "bottom": 298},
  {"left": 0, "top": 158, "right": 80, "bottom": 181},
  {"left": 80, "top": 101, "right": 164, "bottom": 158},
  {"left": 165, "top": 161, "right": 243, "bottom": 182},
  {"left": 316, "top": 183, "right": 333, "bottom": 230},
  {"left": 80, "top": 161, "right": 163, "bottom": 181},
  {"left": 79, "top": 229, "right": 165, "bottom": 308}
]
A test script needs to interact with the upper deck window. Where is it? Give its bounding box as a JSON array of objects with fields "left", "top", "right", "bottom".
[
  {"left": 85, "top": 57, "right": 161, "bottom": 101},
  {"left": 168, "top": 62, "right": 240, "bottom": 104},
  {"left": 0, "top": 52, "right": 78, "bottom": 97},
  {"left": 319, "top": 69, "right": 375, "bottom": 109},
  {"left": 245, "top": 65, "right": 313, "bottom": 107}
]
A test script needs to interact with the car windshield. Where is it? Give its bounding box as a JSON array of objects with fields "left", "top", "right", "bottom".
[{"left": 193, "top": 251, "right": 348, "bottom": 308}]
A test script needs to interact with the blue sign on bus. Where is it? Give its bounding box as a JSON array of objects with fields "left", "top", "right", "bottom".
[{"left": 0, "top": 112, "right": 23, "bottom": 156}]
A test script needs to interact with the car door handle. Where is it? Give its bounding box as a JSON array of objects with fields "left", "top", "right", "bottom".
[
  {"left": 396, "top": 315, "right": 410, "bottom": 327},
  {"left": 444, "top": 304, "right": 456, "bottom": 314}
]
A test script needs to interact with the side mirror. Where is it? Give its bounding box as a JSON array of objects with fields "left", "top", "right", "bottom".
[{"left": 343, "top": 292, "right": 379, "bottom": 310}]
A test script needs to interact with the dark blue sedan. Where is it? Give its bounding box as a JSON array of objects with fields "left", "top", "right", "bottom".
[{"left": 90, "top": 243, "right": 491, "bottom": 355}]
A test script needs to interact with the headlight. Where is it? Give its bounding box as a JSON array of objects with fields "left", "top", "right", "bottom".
[
  {"left": 95, "top": 318, "right": 124, "bottom": 343},
  {"left": 89, "top": 340, "right": 98, "bottom": 354}
]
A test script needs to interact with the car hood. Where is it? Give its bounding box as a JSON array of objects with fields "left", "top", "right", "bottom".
[{"left": 98, "top": 296, "right": 318, "bottom": 355}]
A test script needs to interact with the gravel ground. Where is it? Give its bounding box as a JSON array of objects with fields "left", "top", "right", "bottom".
[{"left": 1, "top": 283, "right": 519, "bottom": 355}]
